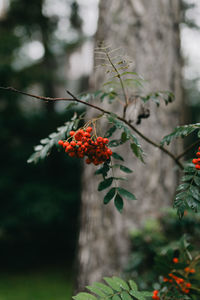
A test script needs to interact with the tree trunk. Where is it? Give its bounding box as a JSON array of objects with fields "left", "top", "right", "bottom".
[{"left": 76, "top": 0, "right": 183, "bottom": 290}]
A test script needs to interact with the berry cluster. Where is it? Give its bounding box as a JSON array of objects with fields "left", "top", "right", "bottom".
[
  {"left": 152, "top": 290, "right": 159, "bottom": 300},
  {"left": 58, "top": 126, "right": 112, "bottom": 165},
  {"left": 192, "top": 148, "right": 200, "bottom": 170},
  {"left": 164, "top": 273, "right": 191, "bottom": 294},
  {"left": 152, "top": 258, "right": 195, "bottom": 299}
]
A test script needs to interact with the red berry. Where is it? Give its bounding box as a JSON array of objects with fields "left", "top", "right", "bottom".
[
  {"left": 96, "top": 137, "right": 103, "bottom": 143},
  {"left": 70, "top": 141, "right": 76, "bottom": 147},
  {"left": 195, "top": 165, "right": 200, "bottom": 170},
  {"left": 173, "top": 257, "right": 179, "bottom": 263},
  {"left": 86, "top": 126, "right": 93, "bottom": 133},
  {"left": 103, "top": 138, "right": 109, "bottom": 144},
  {"left": 70, "top": 131, "right": 75, "bottom": 136},
  {"left": 196, "top": 152, "right": 200, "bottom": 157},
  {"left": 58, "top": 140, "right": 64, "bottom": 146}
]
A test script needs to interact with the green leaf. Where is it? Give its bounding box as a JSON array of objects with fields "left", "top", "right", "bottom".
[
  {"left": 104, "top": 188, "right": 116, "bottom": 204},
  {"left": 86, "top": 286, "right": 106, "bottom": 297},
  {"left": 112, "top": 277, "right": 129, "bottom": 291},
  {"left": 98, "top": 178, "right": 113, "bottom": 191},
  {"left": 112, "top": 152, "right": 124, "bottom": 161},
  {"left": 194, "top": 176, "right": 200, "bottom": 186},
  {"left": 105, "top": 126, "right": 117, "bottom": 138},
  {"left": 140, "top": 291, "right": 153, "bottom": 297},
  {"left": 104, "top": 277, "right": 121, "bottom": 292},
  {"left": 109, "top": 140, "right": 123, "bottom": 147},
  {"left": 112, "top": 295, "right": 121, "bottom": 300},
  {"left": 117, "top": 188, "right": 136, "bottom": 200},
  {"left": 114, "top": 193, "right": 124, "bottom": 212},
  {"left": 119, "top": 165, "right": 133, "bottom": 173},
  {"left": 128, "top": 280, "right": 138, "bottom": 291},
  {"left": 72, "top": 292, "right": 97, "bottom": 300},
  {"left": 93, "top": 282, "right": 113, "bottom": 295},
  {"left": 121, "top": 291, "right": 132, "bottom": 300},
  {"left": 130, "top": 143, "right": 144, "bottom": 163},
  {"left": 129, "top": 290, "right": 145, "bottom": 300},
  {"left": 161, "top": 123, "right": 200, "bottom": 146}
]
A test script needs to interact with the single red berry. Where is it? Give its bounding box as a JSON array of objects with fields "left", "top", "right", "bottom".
[
  {"left": 190, "top": 268, "right": 195, "bottom": 273},
  {"left": 70, "top": 131, "right": 75, "bottom": 136},
  {"left": 86, "top": 126, "right": 93, "bottom": 133},
  {"left": 173, "top": 257, "right": 179, "bottom": 263},
  {"left": 96, "top": 137, "right": 103, "bottom": 143},
  {"left": 58, "top": 140, "right": 64, "bottom": 146},
  {"left": 70, "top": 141, "right": 76, "bottom": 147},
  {"left": 103, "top": 138, "right": 109, "bottom": 144},
  {"left": 192, "top": 159, "right": 198, "bottom": 164},
  {"left": 196, "top": 152, "right": 200, "bottom": 157},
  {"left": 195, "top": 165, "right": 200, "bottom": 170}
]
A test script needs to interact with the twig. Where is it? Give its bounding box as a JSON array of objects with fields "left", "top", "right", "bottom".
[
  {"left": 0, "top": 86, "right": 184, "bottom": 169},
  {"left": 176, "top": 139, "right": 200, "bottom": 160}
]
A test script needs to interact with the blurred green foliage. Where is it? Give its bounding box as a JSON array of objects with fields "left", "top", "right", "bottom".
[
  {"left": 124, "top": 209, "right": 200, "bottom": 291},
  {"left": 0, "top": 267, "right": 73, "bottom": 300},
  {"left": 0, "top": 0, "right": 85, "bottom": 269}
]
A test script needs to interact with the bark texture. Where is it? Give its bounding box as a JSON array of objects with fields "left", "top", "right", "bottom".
[{"left": 76, "top": 0, "right": 183, "bottom": 290}]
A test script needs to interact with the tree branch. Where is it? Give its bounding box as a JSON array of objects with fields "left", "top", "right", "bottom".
[
  {"left": 0, "top": 86, "right": 184, "bottom": 169},
  {"left": 176, "top": 139, "right": 200, "bottom": 160}
]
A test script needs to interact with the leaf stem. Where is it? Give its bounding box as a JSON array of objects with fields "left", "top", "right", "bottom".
[{"left": 0, "top": 86, "right": 184, "bottom": 169}]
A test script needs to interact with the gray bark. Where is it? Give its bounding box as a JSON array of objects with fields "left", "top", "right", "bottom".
[{"left": 76, "top": 0, "right": 183, "bottom": 290}]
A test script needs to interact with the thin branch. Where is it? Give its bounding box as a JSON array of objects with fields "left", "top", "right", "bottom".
[
  {"left": 0, "top": 86, "right": 184, "bottom": 169},
  {"left": 176, "top": 139, "right": 200, "bottom": 160}
]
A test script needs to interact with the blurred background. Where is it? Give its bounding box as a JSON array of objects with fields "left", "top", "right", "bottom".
[{"left": 0, "top": 0, "right": 200, "bottom": 299}]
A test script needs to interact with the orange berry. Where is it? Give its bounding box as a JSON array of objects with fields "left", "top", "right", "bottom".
[
  {"left": 186, "top": 283, "right": 191, "bottom": 288},
  {"left": 184, "top": 267, "right": 190, "bottom": 273},
  {"left": 70, "top": 131, "right": 75, "bottom": 136},
  {"left": 86, "top": 126, "right": 93, "bottom": 133},
  {"left": 190, "top": 268, "right": 195, "bottom": 273},
  {"left": 173, "top": 257, "right": 179, "bottom": 263},
  {"left": 196, "top": 152, "right": 200, "bottom": 157},
  {"left": 58, "top": 140, "right": 64, "bottom": 146}
]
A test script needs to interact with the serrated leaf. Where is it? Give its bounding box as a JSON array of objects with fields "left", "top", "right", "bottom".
[
  {"left": 109, "top": 140, "right": 123, "bottom": 147},
  {"left": 34, "top": 145, "right": 43, "bottom": 151},
  {"left": 112, "top": 295, "right": 121, "bottom": 300},
  {"left": 121, "top": 291, "right": 132, "bottom": 300},
  {"left": 189, "top": 185, "right": 200, "bottom": 200},
  {"left": 104, "top": 188, "right": 116, "bottom": 204},
  {"left": 104, "top": 277, "right": 121, "bottom": 292},
  {"left": 93, "top": 282, "right": 113, "bottom": 295},
  {"left": 181, "top": 175, "right": 193, "bottom": 182},
  {"left": 161, "top": 124, "right": 200, "bottom": 146},
  {"left": 105, "top": 126, "right": 117, "bottom": 138},
  {"left": 114, "top": 193, "right": 124, "bottom": 212},
  {"left": 176, "top": 183, "right": 190, "bottom": 192},
  {"left": 86, "top": 286, "right": 106, "bottom": 297},
  {"left": 194, "top": 176, "right": 200, "bottom": 186},
  {"left": 128, "top": 280, "right": 138, "bottom": 291},
  {"left": 98, "top": 178, "right": 113, "bottom": 191},
  {"left": 130, "top": 143, "right": 144, "bottom": 163},
  {"left": 129, "top": 290, "right": 145, "bottom": 300},
  {"left": 40, "top": 138, "right": 50, "bottom": 144},
  {"left": 112, "top": 277, "right": 129, "bottom": 291},
  {"left": 117, "top": 188, "right": 136, "bottom": 200},
  {"left": 119, "top": 165, "right": 133, "bottom": 173},
  {"left": 112, "top": 152, "right": 124, "bottom": 161},
  {"left": 140, "top": 291, "right": 153, "bottom": 297},
  {"left": 73, "top": 292, "right": 97, "bottom": 300}
]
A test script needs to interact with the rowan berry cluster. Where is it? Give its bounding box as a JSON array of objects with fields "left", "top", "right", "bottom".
[
  {"left": 192, "top": 148, "right": 200, "bottom": 170},
  {"left": 163, "top": 273, "right": 191, "bottom": 294},
  {"left": 58, "top": 126, "right": 112, "bottom": 165},
  {"left": 152, "top": 258, "right": 195, "bottom": 299}
]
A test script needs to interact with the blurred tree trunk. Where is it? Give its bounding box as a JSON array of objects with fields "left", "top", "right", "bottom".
[{"left": 76, "top": 0, "right": 183, "bottom": 290}]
